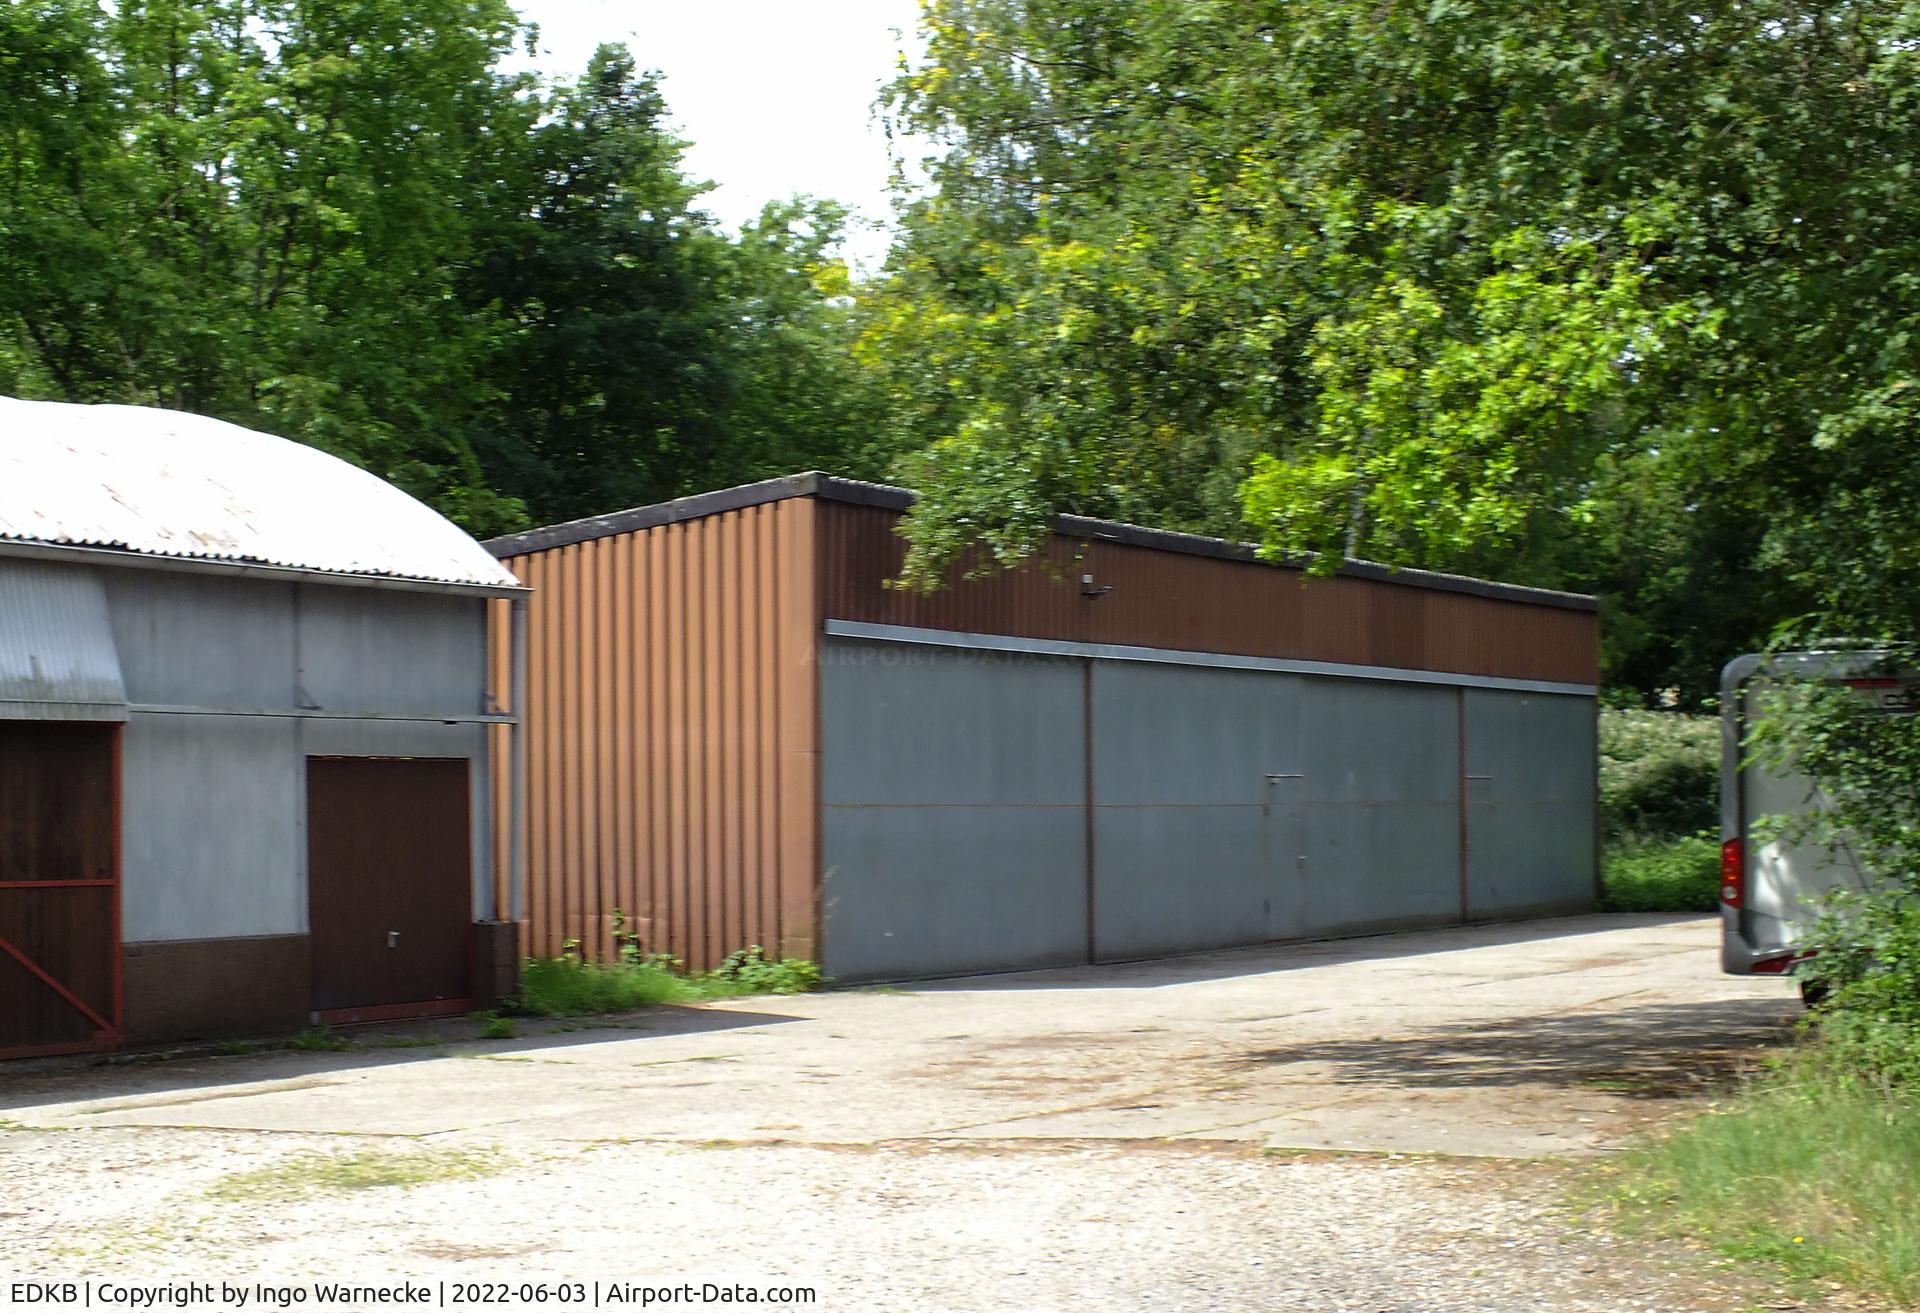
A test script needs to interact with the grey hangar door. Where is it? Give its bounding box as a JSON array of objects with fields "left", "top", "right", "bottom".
[
  {"left": 818, "top": 639, "right": 1088, "bottom": 981},
  {"left": 1090, "top": 664, "right": 1463, "bottom": 959},
  {"left": 817, "top": 636, "right": 1594, "bottom": 981}
]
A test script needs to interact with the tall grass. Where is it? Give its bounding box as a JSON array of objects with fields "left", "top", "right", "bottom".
[{"left": 1613, "top": 1053, "right": 1920, "bottom": 1303}]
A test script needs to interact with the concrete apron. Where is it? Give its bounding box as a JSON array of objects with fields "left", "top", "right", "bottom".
[{"left": 0, "top": 915, "right": 1800, "bottom": 1160}]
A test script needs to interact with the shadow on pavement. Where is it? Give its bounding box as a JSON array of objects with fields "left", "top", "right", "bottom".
[
  {"left": 1225, "top": 995, "right": 1799, "bottom": 1096},
  {"left": 0, "top": 1004, "right": 801, "bottom": 1113}
]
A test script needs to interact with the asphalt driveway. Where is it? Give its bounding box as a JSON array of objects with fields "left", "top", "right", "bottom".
[{"left": 0, "top": 914, "right": 1829, "bottom": 1311}]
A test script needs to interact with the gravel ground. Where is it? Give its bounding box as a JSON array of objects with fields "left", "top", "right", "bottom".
[{"left": 0, "top": 1126, "right": 1870, "bottom": 1312}]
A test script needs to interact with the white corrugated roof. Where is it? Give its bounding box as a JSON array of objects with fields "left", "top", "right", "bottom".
[{"left": 0, "top": 397, "right": 520, "bottom": 588}]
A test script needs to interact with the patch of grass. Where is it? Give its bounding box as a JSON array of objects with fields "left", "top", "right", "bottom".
[
  {"left": 1581, "top": 1075, "right": 1658, "bottom": 1094},
  {"left": 287, "top": 1025, "right": 349, "bottom": 1053},
  {"left": 470, "top": 1010, "right": 518, "bottom": 1040},
  {"left": 1607, "top": 1052, "right": 1920, "bottom": 1304},
  {"left": 514, "top": 945, "right": 823, "bottom": 1018},
  {"left": 209, "top": 1148, "right": 500, "bottom": 1203},
  {"left": 211, "top": 1039, "right": 259, "bottom": 1056},
  {"left": 705, "top": 946, "right": 824, "bottom": 997},
  {"left": 1599, "top": 832, "right": 1720, "bottom": 912}
]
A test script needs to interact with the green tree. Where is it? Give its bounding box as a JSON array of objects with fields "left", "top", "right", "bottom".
[
  {"left": 464, "top": 46, "right": 736, "bottom": 521},
  {"left": 0, "top": 7, "right": 877, "bottom": 538}
]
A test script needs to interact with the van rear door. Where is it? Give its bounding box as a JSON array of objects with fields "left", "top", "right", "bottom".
[{"left": 1718, "top": 652, "right": 1908, "bottom": 974}]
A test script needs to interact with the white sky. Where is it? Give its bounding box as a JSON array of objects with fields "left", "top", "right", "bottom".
[{"left": 509, "top": 0, "right": 929, "bottom": 270}]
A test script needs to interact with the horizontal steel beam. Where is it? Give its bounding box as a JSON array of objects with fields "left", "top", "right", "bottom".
[
  {"left": 129, "top": 703, "right": 515, "bottom": 724},
  {"left": 823, "top": 619, "right": 1598, "bottom": 698}
]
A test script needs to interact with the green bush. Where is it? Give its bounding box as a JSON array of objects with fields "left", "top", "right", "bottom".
[
  {"left": 1749, "top": 670, "right": 1920, "bottom": 1085},
  {"left": 1599, "top": 832, "right": 1720, "bottom": 913},
  {"left": 1609, "top": 670, "right": 1920, "bottom": 1305},
  {"left": 1599, "top": 708, "right": 1719, "bottom": 840},
  {"left": 515, "top": 944, "right": 825, "bottom": 1017},
  {"left": 708, "top": 946, "right": 824, "bottom": 996},
  {"left": 1798, "top": 894, "right": 1920, "bottom": 1089}
]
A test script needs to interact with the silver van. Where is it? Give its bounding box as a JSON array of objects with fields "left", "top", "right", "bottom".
[{"left": 1719, "top": 650, "right": 1918, "bottom": 980}]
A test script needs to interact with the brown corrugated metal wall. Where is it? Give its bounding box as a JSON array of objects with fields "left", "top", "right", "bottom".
[
  {"left": 817, "top": 502, "right": 1598, "bottom": 686},
  {"left": 491, "top": 499, "right": 820, "bottom": 968}
]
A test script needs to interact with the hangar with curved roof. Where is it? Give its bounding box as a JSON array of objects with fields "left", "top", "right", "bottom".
[{"left": 0, "top": 397, "right": 525, "bottom": 1056}]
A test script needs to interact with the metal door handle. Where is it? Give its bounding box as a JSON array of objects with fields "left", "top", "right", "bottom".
[
  {"left": 387, "top": 930, "right": 399, "bottom": 949},
  {"left": 1265, "top": 773, "right": 1304, "bottom": 780}
]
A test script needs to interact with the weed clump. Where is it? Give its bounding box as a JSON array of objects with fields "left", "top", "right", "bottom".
[{"left": 514, "top": 916, "right": 824, "bottom": 1017}]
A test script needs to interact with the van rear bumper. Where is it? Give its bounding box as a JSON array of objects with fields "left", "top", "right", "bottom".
[{"left": 1721, "top": 905, "right": 1806, "bottom": 975}]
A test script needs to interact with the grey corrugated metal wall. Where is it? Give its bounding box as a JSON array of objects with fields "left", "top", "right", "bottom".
[
  {"left": 99, "top": 569, "right": 497, "bottom": 945},
  {"left": 0, "top": 561, "right": 127, "bottom": 720},
  {"left": 820, "top": 635, "right": 1596, "bottom": 980},
  {"left": 1091, "top": 666, "right": 1466, "bottom": 959}
]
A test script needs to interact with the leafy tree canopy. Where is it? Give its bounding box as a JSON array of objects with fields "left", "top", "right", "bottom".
[{"left": 868, "top": 0, "right": 1920, "bottom": 695}]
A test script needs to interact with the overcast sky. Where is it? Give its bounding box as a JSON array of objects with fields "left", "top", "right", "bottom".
[{"left": 509, "top": 0, "right": 928, "bottom": 269}]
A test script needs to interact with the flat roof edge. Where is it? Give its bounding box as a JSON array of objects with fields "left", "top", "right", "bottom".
[{"left": 484, "top": 472, "right": 1597, "bottom": 613}]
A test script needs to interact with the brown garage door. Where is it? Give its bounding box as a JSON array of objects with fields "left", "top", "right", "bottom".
[
  {"left": 307, "top": 757, "right": 472, "bottom": 1019},
  {"left": 0, "top": 721, "right": 121, "bottom": 1059}
]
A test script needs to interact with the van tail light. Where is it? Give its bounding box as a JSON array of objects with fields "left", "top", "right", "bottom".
[{"left": 1720, "top": 838, "right": 1744, "bottom": 908}]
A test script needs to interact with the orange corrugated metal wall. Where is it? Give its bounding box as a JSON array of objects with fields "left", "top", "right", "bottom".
[{"left": 491, "top": 500, "right": 819, "bottom": 969}]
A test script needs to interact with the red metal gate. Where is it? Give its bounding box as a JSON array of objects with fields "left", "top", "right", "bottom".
[{"left": 0, "top": 721, "right": 122, "bottom": 1058}]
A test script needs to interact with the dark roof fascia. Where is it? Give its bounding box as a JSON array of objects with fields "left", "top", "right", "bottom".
[
  {"left": 482, "top": 473, "right": 828, "bottom": 558},
  {"left": 484, "top": 472, "right": 1598, "bottom": 614}
]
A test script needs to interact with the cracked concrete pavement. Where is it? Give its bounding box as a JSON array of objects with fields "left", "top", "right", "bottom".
[{"left": 2, "top": 914, "right": 1851, "bottom": 1312}]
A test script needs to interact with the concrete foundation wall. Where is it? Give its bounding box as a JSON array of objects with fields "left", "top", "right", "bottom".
[
  {"left": 121, "top": 921, "right": 520, "bottom": 1044},
  {"left": 121, "top": 934, "right": 312, "bottom": 1042}
]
